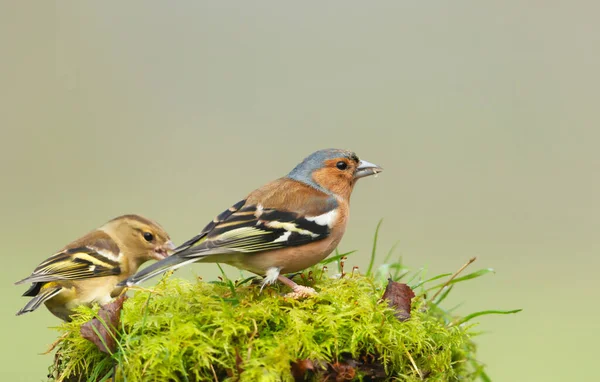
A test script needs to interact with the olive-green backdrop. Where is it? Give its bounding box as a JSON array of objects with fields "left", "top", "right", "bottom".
[{"left": 2, "top": 1, "right": 598, "bottom": 380}]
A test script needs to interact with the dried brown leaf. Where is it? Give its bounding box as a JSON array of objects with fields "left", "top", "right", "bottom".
[
  {"left": 80, "top": 295, "right": 126, "bottom": 354},
  {"left": 235, "top": 347, "right": 244, "bottom": 377},
  {"left": 291, "top": 359, "right": 315, "bottom": 380},
  {"left": 328, "top": 362, "right": 356, "bottom": 381},
  {"left": 382, "top": 279, "right": 415, "bottom": 321}
]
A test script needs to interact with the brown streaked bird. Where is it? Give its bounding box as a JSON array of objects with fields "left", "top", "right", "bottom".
[
  {"left": 121, "top": 149, "right": 382, "bottom": 298},
  {"left": 15, "top": 215, "right": 175, "bottom": 321}
]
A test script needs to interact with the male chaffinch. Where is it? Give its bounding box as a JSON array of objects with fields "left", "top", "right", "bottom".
[
  {"left": 121, "top": 149, "right": 382, "bottom": 297},
  {"left": 15, "top": 215, "right": 175, "bottom": 321}
]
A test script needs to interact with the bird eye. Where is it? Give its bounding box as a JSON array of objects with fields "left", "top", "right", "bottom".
[
  {"left": 143, "top": 232, "right": 154, "bottom": 242},
  {"left": 336, "top": 161, "right": 348, "bottom": 170}
]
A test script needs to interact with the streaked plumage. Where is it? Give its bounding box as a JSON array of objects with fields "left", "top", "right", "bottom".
[
  {"left": 121, "top": 149, "right": 382, "bottom": 297},
  {"left": 15, "top": 215, "right": 174, "bottom": 321}
]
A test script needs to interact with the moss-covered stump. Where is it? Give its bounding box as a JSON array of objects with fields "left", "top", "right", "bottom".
[{"left": 49, "top": 272, "right": 489, "bottom": 382}]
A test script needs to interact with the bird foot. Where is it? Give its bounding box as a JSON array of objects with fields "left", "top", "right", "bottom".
[{"left": 284, "top": 285, "right": 317, "bottom": 299}]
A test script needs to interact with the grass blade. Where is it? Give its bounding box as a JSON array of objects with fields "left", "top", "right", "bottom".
[
  {"left": 140, "top": 292, "right": 153, "bottom": 336},
  {"left": 366, "top": 219, "right": 383, "bottom": 276},
  {"left": 450, "top": 309, "right": 522, "bottom": 327},
  {"left": 405, "top": 268, "right": 425, "bottom": 285},
  {"left": 216, "top": 263, "right": 237, "bottom": 297},
  {"left": 469, "top": 359, "right": 491, "bottom": 382},
  {"left": 432, "top": 285, "right": 454, "bottom": 305},
  {"left": 411, "top": 273, "right": 453, "bottom": 289},
  {"left": 479, "top": 370, "right": 492, "bottom": 382},
  {"left": 320, "top": 250, "right": 357, "bottom": 266},
  {"left": 426, "top": 268, "right": 494, "bottom": 293},
  {"left": 382, "top": 240, "right": 401, "bottom": 264},
  {"left": 387, "top": 262, "right": 410, "bottom": 281},
  {"left": 236, "top": 276, "right": 259, "bottom": 287}
]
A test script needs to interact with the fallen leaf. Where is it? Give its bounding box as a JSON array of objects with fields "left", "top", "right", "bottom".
[
  {"left": 292, "top": 355, "right": 387, "bottom": 381},
  {"left": 80, "top": 295, "right": 126, "bottom": 354},
  {"left": 336, "top": 355, "right": 387, "bottom": 381},
  {"left": 382, "top": 279, "right": 415, "bottom": 321},
  {"left": 328, "top": 362, "right": 356, "bottom": 381},
  {"left": 291, "top": 359, "right": 315, "bottom": 380},
  {"left": 235, "top": 347, "right": 244, "bottom": 377}
]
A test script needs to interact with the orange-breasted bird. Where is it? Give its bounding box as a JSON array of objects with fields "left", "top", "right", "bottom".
[
  {"left": 121, "top": 149, "right": 382, "bottom": 297},
  {"left": 15, "top": 215, "right": 174, "bottom": 321}
]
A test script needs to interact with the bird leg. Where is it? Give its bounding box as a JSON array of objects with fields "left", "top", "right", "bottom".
[
  {"left": 260, "top": 267, "right": 282, "bottom": 292},
  {"left": 277, "top": 275, "right": 316, "bottom": 299}
]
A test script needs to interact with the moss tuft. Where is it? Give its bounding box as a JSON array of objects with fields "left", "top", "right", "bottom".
[
  {"left": 49, "top": 269, "right": 491, "bottom": 381},
  {"left": 49, "top": 224, "right": 520, "bottom": 382}
]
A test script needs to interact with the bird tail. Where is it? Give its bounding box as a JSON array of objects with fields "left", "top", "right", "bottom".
[
  {"left": 16, "top": 286, "right": 62, "bottom": 316},
  {"left": 118, "top": 254, "right": 200, "bottom": 287},
  {"left": 22, "top": 282, "right": 43, "bottom": 297},
  {"left": 14, "top": 275, "right": 34, "bottom": 285}
]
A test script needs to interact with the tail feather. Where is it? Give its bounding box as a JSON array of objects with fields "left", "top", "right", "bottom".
[
  {"left": 118, "top": 255, "right": 200, "bottom": 286},
  {"left": 22, "top": 282, "right": 43, "bottom": 297},
  {"left": 15, "top": 275, "right": 34, "bottom": 285},
  {"left": 16, "top": 286, "right": 62, "bottom": 316}
]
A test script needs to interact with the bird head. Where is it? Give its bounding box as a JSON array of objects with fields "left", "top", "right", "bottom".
[
  {"left": 104, "top": 215, "right": 175, "bottom": 263},
  {"left": 287, "top": 149, "right": 383, "bottom": 199}
]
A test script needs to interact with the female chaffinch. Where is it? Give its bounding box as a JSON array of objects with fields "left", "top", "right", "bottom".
[
  {"left": 15, "top": 215, "right": 175, "bottom": 321},
  {"left": 121, "top": 149, "right": 382, "bottom": 297}
]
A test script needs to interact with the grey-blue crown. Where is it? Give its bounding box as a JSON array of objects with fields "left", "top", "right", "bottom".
[{"left": 286, "top": 149, "right": 356, "bottom": 185}]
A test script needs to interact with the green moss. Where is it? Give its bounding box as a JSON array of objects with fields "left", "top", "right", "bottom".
[
  {"left": 48, "top": 224, "right": 520, "bottom": 381},
  {"left": 49, "top": 269, "right": 491, "bottom": 382}
]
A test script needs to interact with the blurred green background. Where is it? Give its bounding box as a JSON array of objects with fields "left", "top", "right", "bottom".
[{"left": 2, "top": 1, "right": 598, "bottom": 380}]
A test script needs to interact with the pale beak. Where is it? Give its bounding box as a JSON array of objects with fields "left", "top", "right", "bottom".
[
  {"left": 354, "top": 159, "right": 383, "bottom": 179},
  {"left": 153, "top": 240, "right": 176, "bottom": 260}
]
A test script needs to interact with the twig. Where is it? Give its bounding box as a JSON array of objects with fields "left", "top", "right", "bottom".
[
  {"left": 247, "top": 319, "right": 258, "bottom": 361},
  {"left": 209, "top": 363, "right": 219, "bottom": 382},
  {"left": 428, "top": 257, "right": 477, "bottom": 303},
  {"left": 319, "top": 266, "right": 328, "bottom": 280},
  {"left": 403, "top": 345, "right": 423, "bottom": 380},
  {"left": 41, "top": 332, "right": 69, "bottom": 355}
]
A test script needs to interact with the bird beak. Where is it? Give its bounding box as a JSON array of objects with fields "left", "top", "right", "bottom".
[
  {"left": 354, "top": 159, "right": 383, "bottom": 179},
  {"left": 153, "top": 240, "right": 176, "bottom": 260}
]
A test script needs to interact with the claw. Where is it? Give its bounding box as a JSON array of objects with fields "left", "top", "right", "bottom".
[{"left": 284, "top": 285, "right": 317, "bottom": 299}]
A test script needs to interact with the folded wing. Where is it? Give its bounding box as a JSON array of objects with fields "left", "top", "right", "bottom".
[
  {"left": 15, "top": 247, "right": 121, "bottom": 285},
  {"left": 121, "top": 192, "right": 338, "bottom": 286}
]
